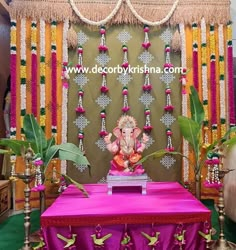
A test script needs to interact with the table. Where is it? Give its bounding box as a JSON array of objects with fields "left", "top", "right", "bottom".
[{"left": 41, "top": 182, "right": 211, "bottom": 250}]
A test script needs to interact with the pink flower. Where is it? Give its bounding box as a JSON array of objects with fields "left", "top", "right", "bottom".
[
  {"left": 76, "top": 64, "right": 83, "bottom": 71},
  {"left": 63, "top": 82, "right": 69, "bottom": 89},
  {"left": 63, "top": 62, "right": 68, "bottom": 66},
  {"left": 122, "top": 46, "right": 128, "bottom": 52},
  {"left": 37, "top": 184, "right": 46, "bottom": 191},
  {"left": 78, "top": 90, "right": 84, "bottom": 96},
  {"left": 182, "top": 68, "right": 187, "bottom": 74},
  {"left": 122, "top": 106, "right": 130, "bottom": 112},
  {"left": 142, "top": 84, "right": 152, "bottom": 91},
  {"left": 100, "top": 113, "right": 106, "bottom": 118},
  {"left": 122, "top": 62, "right": 129, "bottom": 69},
  {"left": 78, "top": 133, "right": 84, "bottom": 139},
  {"left": 98, "top": 45, "right": 108, "bottom": 52},
  {"left": 212, "top": 159, "right": 220, "bottom": 164},
  {"left": 145, "top": 109, "right": 151, "bottom": 115},
  {"left": 101, "top": 71, "right": 107, "bottom": 76},
  {"left": 143, "top": 125, "right": 153, "bottom": 132},
  {"left": 33, "top": 159, "right": 44, "bottom": 166},
  {"left": 100, "top": 28, "right": 106, "bottom": 35},
  {"left": 166, "top": 130, "right": 173, "bottom": 136},
  {"left": 165, "top": 147, "right": 175, "bottom": 152},
  {"left": 205, "top": 159, "right": 213, "bottom": 165},
  {"left": 165, "top": 47, "right": 170, "bottom": 52},
  {"left": 164, "top": 105, "right": 174, "bottom": 111},
  {"left": 122, "top": 88, "right": 128, "bottom": 95},
  {"left": 77, "top": 47, "right": 83, "bottom": 54},
  {"left": 100, "top": 86, "right": 109, "bottom": 93},
  {"left": 164, "top": 63, "right": 174, "bottom": 69},
  {"left": 144, "top": 26, "right": 150, "bottom": 32},
  {"left": 165, "top": 88, "right": 171, "bottom": 94},
  {"left": 75, "top": 107, "right": 85, "bottom": 114},
  {"left": 99, "top": 130, "right": 108, "bottom": 137},
  {"left": 182, "top": 89, "right": 187, "bottom": 94},
  {"left": 142, "top": 42, "right": 151, "bottom": 49}
]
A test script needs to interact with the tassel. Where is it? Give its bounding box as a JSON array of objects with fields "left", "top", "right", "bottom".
[
  {"left": 171, "top": 29, "right": 181, "bottom": 53},
  {"left": 67, "top": 24, "right": 77, "bottom": 49}
]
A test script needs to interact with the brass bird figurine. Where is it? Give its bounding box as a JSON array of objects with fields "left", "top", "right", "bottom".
[
  {"left": 198, "top": 230, "right": 212, "bottom": 243},
  {"left": 91, "top": 233, "right": 112, "bottom": 246},
  {"left": 57, "top": 233, "right": 77, "bottom": 248},
  {"left": 33, "top": 238, "right": 45, "bottom": 250},
  {"left": 141, "top": 232, "right": 160, "bottom": 246},
  {"left": 174, "top": 230, "right": 186, "bottom": 244}
]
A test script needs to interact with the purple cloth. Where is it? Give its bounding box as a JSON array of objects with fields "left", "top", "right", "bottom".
[{"left": 41, "top": 182, "right": 211, "bottom": 250}]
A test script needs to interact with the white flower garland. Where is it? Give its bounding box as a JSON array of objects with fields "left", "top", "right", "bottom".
[
  {"left": 69, "top": 0, "right": 123, "bottom": 26},
  {"left": 218, "top": 24, "right": 226, "bottom": 136},
  {"left": 179, "top": 23, "right": 189, "bottom": 183},
  {"left": 126, "top": 0, "right": 179, "bottom": 26},
  {"left": 61, "top": 19, "right": 69, "bottom": 175},
  {"left": 39, "top": 19, "right": 46, "bottom": 129},
  {"left": 20, "top": 18, "right": 26, "bottom": 133}
]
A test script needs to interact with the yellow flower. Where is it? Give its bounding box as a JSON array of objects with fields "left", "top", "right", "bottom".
[
  {"left": 227, "top": 26, "right": 232, "bottom": 40},
  {"left": 219, "top": 61, "right": 224, "bottom": 75},
  {"left": 20, "top": 66, "right": 26, "bottom": 78},
  {"left": 11, "top": 30, "right": 16, "bottom": 45},
  {"left": 20, "top": 116, "right": 24, "bottom": 128},
  {"left": 221, "top": 124, "right": 226, "bottom": 137},
  {"left": 40, "top": 115, "right": 46, "bottom": 126},
  {"left": 31, "top": 30, "right": 37, "bottom": 44},
  {"left": 192, "top": 28, "right": 198, "bottom": 42},
  {"left": 201, "top": 47, "right": 207, "bottom": 63},
  {"left": 40, "top": 63, "right": 46, "bottom": 75},
  {"left": 212, "top": 130, "right": 218, "bottom": 142},
  {"left": 51, "top": 28, "right": 56, "bottom": 43}
]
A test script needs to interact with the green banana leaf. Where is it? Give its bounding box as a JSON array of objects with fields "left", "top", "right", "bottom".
[
  {"left": 23, "top": 114, "right": 47, "bottom": 156},
  {"left": 178, "top": 116, "right": 200, "bottom": 156},
  {"left": 189, "top": 86, "right": 205, "bottom": 125},
  {"left": 44, "top": 143, "right": 90, "bottom": 170},
  {"left": 0, "top": 138, "right": 36, "bottom": 156}
]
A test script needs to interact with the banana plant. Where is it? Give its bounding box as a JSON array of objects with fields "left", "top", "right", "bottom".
[{"left": 0, "top": 114, "right": 90, "bottom": 197}]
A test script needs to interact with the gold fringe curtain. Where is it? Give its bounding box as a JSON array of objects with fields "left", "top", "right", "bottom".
[{"left": 9, "top": 0, "right": 230, "bottom": 25}]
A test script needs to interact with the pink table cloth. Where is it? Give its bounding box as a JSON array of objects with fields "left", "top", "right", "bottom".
[{"left": 41, "top": 182, "right": 211, "bottom": 250}]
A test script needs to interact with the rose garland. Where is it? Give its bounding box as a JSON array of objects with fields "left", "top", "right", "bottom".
[
  {"left": 10, "top": 19, "right": 17, "bottom": 139},
  {"left": 218, "top": 24, "right": 226, "bottom": 137},
  {"left": 20, "top": 18, "right": 26, "bottom": 135},
  {"left": 164, "top": 44, "right": 174, "bottom": 152},
  {"left": 99, "top": 26, "right": 108, "bottom": 137},
  {"left": 61, "top": 19, "right": 69, "bottom": 174},
  {"left": 40, "top": 19, "right": 46, "bottom": 131},
  {"left": 31, "top": 20, "right": 38, "bottom": 117},
  {"left": 209, "top": 24, "right": 217, "bottom": 142},
  {"left": 51, "top": 21, "right": 57, "bottom": 136},
  {"left": 200, "top": 18, "right": 209, "bottom": 147},
  {"left": 227, "top": 21, "right": 235, "bottom": 129},
  {"left": 192, "top": 22, "right": 199, "bottom": 92},
  {"left": 10, "top": 19, "right": 17, "bottom": 176},
  {"left": 142, "top": 25, "right": 153, "bottom": 135},
  {"left": 179, "top": 23, "right": 189, "bottom": 183}
]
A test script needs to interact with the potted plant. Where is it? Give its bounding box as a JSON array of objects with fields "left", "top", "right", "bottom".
[{"left": 0, "top": 114, "right": 90, "bottom": 211}]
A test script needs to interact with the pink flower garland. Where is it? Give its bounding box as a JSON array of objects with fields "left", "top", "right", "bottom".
[
  {"left": 122, "top": 86, "right": 130, "bottom": 113},
  {"left": 51, "top": 51, "right": 57, "bottom": 131},
  {"left": 10, "top": 54, "right": 17, "bottom": 131}
]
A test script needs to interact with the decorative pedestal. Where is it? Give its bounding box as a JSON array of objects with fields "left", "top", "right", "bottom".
[{"left": 107, "top": 174, "right": 148, "bottom": 195}]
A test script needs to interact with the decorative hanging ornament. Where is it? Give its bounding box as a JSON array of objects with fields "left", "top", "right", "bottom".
[
  {"left": 143, "top": 108, "right": 153, "bottom": 134},
  {"left": 99, "top": 110, "right": 108, "bottom": 137},
  {"left": 120, "top": 225, "right": 133, "bottom": 250},
  {"left": 91, "top": 224, "right": 112, "bottom": 248},
  {"left": 122, "top": 86, "right": 130, "bottom": 113},
  {"left": 98, "top": 26, "right": 108, "bottom": 52},
  {"left": 31, "top": 158, "right": 45, "bottom": 192},
  {"left": 122, "top": 45, "right": 129, "bottom": 69},
  {"left": 174, "top": 224, "right": 186, "bottom": 248},
  {"left": 142, "top": 25, "right": 151, "bottom": 49}
]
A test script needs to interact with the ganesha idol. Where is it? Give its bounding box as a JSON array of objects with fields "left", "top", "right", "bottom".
[{"left": 104, "top": 115, "right": 149, "bottom": 176}]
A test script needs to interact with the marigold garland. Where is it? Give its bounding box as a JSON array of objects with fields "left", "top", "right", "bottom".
[
  {"left": 51, "top": 21, "right": 57, "bottom": 136},
  {"left": 40, "top": 19, "right": 46, "bottom": 130}
]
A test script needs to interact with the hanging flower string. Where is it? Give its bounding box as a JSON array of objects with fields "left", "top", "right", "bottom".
[
  {"left": 201, "top": 18, "right": 209, "bottom": 148},
  {"left": 164, "top": 45, "right": 174, "bottom": 152},
  {"left": 31, "top": 20, "right": 38, "bottom": 117},
  {"left": 218, "top": 24, "right": 226, "bottom": 137},
  {"left": 31, "top": 158, "right": 45, "bottom": 192},
  {"left": 51, "top": 21, "right": 57, "bottom": 136},
  {"left": 227, "top": 21, "right": 235, "bottom": 131},
  {"left": 142, "top": 25, "right": 151, "bottom": 49},
  {"left": 20, "top": 18, "right": 26, "bottom": 135},
  {"left": 98, "top": 26, "right": 109, "bottom": 138},
  {"left": 179, "top": 23, "right": 189, "bottom": 184},
  {"left": 210, "top": 24, "right": 217, "bottom": 142},
  {"left": 192, "top": 22, "right": 199, "bottom": 92},
  {"left": 122, "top": 86, "right": 130, "bottom": 113},
  {"left": 40, "top": 19, "right": 46, "bottom": 130},
  {"left": 122, "top": 44, "right": 129, "bottom": 69}
]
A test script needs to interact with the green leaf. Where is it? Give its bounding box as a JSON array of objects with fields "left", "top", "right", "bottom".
[
  {"left": 0, "top": 149, "right": 11, "bottom": 154},
  {"left": 223, "top": 137, "right": 236, "bottom": 146},
  {"left": 44, "top": 143, "right": 89, "bottom": 171},
  {"left": 189, "top": 86, "right": 204, "bottom": 125},
  {"left": 178, "top": 116, "right": 200, "bottom": 159},
  {"left": 23, "top": 114, "right": 47, "bottom": 155},
  {"left": 62, "top": 174, "right": 89, "bottom": 197},
  {"left": 0, "top": 139, "right": 36, "bottom": 156},
  {"left": 137, "top": 149, "right": 167, "bottom": 164},
  {"left": 43, "top": 137, "right": 56, "bottom": 159}
]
